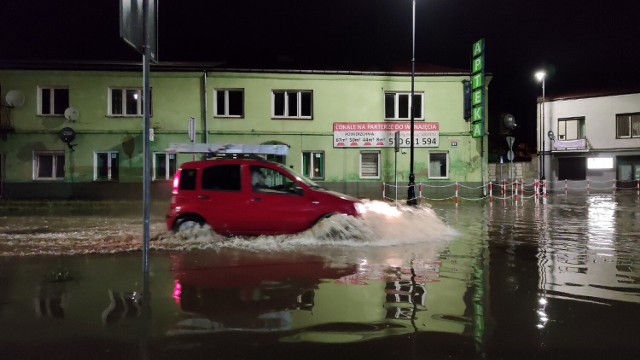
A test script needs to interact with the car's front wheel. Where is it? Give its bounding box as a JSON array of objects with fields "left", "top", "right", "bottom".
[{"left": 173, "top": 215, "right": 205, "bottom": 233}]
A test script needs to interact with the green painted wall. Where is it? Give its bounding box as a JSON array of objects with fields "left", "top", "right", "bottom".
[{"left": 0, "top": 66, "right": 489, "bottom": 199}]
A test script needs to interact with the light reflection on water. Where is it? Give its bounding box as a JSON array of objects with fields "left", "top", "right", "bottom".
[{"left": 1, "top": 196, "right": 639, "bottom": 358}]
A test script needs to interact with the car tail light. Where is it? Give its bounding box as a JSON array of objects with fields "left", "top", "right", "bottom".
[{"left": 172, "top": 169, "right": 181, "bottom": 195}]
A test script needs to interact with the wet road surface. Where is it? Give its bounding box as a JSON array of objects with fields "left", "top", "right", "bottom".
[{"left": 1, "top": 196, "right": 639, "bottom": 359}]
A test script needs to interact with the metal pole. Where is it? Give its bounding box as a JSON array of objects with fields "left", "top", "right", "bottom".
[
  {"left": 541, "top": 77, "right": 546, "bottom": 180},
  {"left": 142, "top": 0, "right": 151, "bottom": 274},
  {"left": 394, "top": 150, "right": 398, "bottom": 202},
  {"left": 539, "top": 101, "right": 542, "bottom": 180},
  {"left": 407, "top": 0, "right": 417, "bottom": 205}
]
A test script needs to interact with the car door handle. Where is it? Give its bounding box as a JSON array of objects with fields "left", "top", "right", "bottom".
[
  {"left": 197, "top": 194, "right": 209, "bottom": 200},
  {"left": 251, "top": 197, "right": 262, "bottom": 202}
]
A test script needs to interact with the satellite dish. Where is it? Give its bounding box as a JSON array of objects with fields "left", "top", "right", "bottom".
[
  {"left": 64, "top": 107, "right": 79, "bottom": 122},
  {"left": 59, "top": 127, "right": 77, "bottom": 151},
  {"left": 5, "top": 90, "right": 25, "bottom": 108},
  {"left": 502, "top": 113, "right": 517, "bottom": 130},
  {"left": 59, "top": 127, "right": 76, "bottom": 144}
]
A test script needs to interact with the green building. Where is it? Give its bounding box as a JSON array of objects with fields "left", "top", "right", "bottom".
[{"left": 0, "top": 61, "right": 489, "bottom": 200}]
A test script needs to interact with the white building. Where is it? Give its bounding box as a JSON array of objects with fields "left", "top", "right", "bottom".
[{"left": 537, "top": 90, "right": 640, "bottom": 192}]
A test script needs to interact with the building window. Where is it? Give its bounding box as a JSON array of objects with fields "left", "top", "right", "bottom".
[
  {"left": 272, "top": 90, "right": 312, "bottom": 119},
  {"left": 153, "top": 152, "right": 177, "bottom": 180},
  {"left": 617, "top": 156, "right": 640, "bottom": 183},
  {"left": 33, "top": 151, "right": 65, "bottom": 180},
  {"left": 557, "top": 117, "right": 584, "bottom": 140},
  {"left": 38, "top": 86, "right": 69, "bottom": 116},
  {"left": 94, "top": 151, "right": 119, "bottom": 181},
  {"left": 108, "top": 87, "right": 151, "bottom": 116},
  {"left": 384, "top": 91, "right": 423, "bottom": 120},
  {"left": 302, "top": 151, "right": 324, "bottom": 180},
  {"left": 616, "top": 113, "right": 640, "bottom": 139},
  {"left": 428, "top": 152, "right": 449, "bottom": 179},
  {"left": 360, "top": 151, "right": 380, "bottom": 179},
  {"left": 214, "top": 89, "right": 244, "bottom": 117}
]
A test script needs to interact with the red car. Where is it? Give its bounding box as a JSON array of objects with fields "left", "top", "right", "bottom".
[{"left": 166, "top": 156, "right": 364, "bottom": 236}]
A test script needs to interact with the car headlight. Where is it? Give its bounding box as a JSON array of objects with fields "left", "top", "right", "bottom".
[{"left": 354, "top": 202, "right": 366, "bottom": 215}]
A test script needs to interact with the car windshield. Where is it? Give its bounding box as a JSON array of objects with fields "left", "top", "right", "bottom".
[{"left": 276, "top": 163, "right": 323, "bottom": 189}]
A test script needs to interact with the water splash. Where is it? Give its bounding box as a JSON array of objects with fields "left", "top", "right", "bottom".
[
  {"left": 152, "top": 200, "right": 457, "bottom": 254},
  {"left": 1, "top": 201, "right": 456, "bottom": 256}
]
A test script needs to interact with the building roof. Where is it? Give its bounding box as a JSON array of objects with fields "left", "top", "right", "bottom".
[
  {"left": 541, "top": 84, "right": 640, "bottom": 102},
  {"left": 0, "top": 59, "right": 470, "bottom": 77}
]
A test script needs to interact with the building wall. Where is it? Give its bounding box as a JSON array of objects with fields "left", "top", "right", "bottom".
[
  {"left": 544, "top": 93, "right": 640, "bottom": 150},
  {"left": 0, "top": 67, "right": 488, "bottom": 200},
  {"left": 539, "top": 92, "right": 640, "bottom": 187}
]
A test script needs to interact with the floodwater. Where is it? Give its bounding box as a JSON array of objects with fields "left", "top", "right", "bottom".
[{"left": 1, "top": 196, "right": 639, "bottom": 360}]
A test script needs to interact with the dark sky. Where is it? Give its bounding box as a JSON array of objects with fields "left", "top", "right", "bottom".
[{"left": 1, "top": 0, "right": 639, "bottom": 148}]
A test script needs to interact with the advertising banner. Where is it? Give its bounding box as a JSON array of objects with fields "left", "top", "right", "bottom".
[{"left": 333, "top": 122, "right": 439, "bottom": 148}]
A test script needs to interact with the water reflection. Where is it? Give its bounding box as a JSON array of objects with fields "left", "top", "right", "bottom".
[
  {"left": 539, "top": 196, "right": 640, "bottom": 304},
  {"left": 168, "top": 251, "right": 357, "bottom": 334},
  {"left": 1, "top": 197, "right": 640, "bottom": 359},
  {"left": 163, "top": 250, "right": 463, "bottom": 344}
]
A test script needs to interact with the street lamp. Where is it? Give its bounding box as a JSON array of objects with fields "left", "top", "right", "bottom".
[
  {"left": 535, "top": 70, "right": 546, "bottom": 180},
  {"left": 407, "top": 0, "right": 417, "bottom": 205}
]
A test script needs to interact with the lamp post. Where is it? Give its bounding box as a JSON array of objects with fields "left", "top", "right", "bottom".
[
  {"left": 535, "top": 70, "right": 547, "bottom": 180},
  {"left": 407, "top": 0, "right": 417, "bottom": 205}
]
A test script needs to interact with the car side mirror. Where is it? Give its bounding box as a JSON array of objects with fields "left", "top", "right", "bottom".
[{"left": 290, "top": 185, "right": 304, "bottom": 195}]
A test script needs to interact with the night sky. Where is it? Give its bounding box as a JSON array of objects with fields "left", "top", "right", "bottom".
[{"left": 1, "top": 0, "right": 639, "bottom": 149}]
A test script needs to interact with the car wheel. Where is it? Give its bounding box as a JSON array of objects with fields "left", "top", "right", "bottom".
[{"left": 174, "top": 216, "right": 205, "bottom": 233}]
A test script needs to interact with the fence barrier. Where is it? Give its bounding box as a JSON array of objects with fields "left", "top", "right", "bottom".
[{"left": 381, "top": 179, "right": 640, "bottom": 205}]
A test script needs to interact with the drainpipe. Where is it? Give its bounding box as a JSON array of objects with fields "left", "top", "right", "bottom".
[
  {"left": 481, "top": 104, "right": 487, "bottom": 196},
  {"left": 202, "top": 70, "right": 209, "bottom": 144}
]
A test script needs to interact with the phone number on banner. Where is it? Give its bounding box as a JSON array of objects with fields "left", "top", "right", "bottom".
[{"left": 334, "top": 131, "right": 439, "bottom": 148}]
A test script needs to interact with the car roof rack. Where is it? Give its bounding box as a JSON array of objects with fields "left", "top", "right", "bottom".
[{"left": 166, "top": 143, "right": 289, "bottom": 158}]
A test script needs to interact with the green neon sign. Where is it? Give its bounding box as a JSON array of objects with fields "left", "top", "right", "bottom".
[
  {"left": 472, "top": 39, "right": 484, "bottom": 58},
  {"left": 472, "top": 89, "right": 482, "bottom": 106},
  {"left": 472, "top": 122, "right": 483, "bottom": 138},
  {"left": 470, "top": 38, "right": 485, "bottom": 128}
]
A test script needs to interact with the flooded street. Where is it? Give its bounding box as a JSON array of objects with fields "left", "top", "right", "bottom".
[{"left": 1, "top": 196, "right": 639, "bottom": 359}]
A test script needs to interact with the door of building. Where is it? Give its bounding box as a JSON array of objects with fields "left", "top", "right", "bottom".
[{"left": 616, "top": 156, "right": 640, "bottom": 189}]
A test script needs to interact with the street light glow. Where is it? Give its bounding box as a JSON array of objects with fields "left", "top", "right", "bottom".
[{"left": 535, "top": 70, "right": 546, "bottom": 82}]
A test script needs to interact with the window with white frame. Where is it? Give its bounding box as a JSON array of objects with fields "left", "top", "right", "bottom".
[
  {"left": 94, "top": 151, "right": 119, "bottom": 181},
  {"left": 616, "top": 113, "right": 640, "bottom": 139},
  {"left": 302, "top": 151, "right": 324, "bottom": 180},
  {"left": 38, "top": 86, "right": 69, "bottom": 116},
  {"left": 384, "top": 91, "right": 423, "bottom": 120},
  {"left": 153, "top": 152, "right": 177, "bottom": 180},
  {"left": 33, "top": 151, "right": 65, "bottom": 180},
  {"left": 360, "top": 151, "right": 380, "bottom": 179},
  {"left": 214, "top": 89, "right": 244, "bottom": 117},
  {"left": 557, "top": 117, "right": 584, "bottom": 140},
  {"left": 108, "top": 87, "right": 151, "bottom": 116},
  {"left": 272, "top": 90, "right": 312, "bottom": 119},
  {"left": 428, "top": 152, "right": 449, "bottom": 179}
]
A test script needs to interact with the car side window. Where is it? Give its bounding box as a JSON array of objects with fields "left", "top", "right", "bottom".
[
  {"left": 179, "top": 169, "right": 197, "bottom": 190},
  {"left": 201, "top": 164, "right": 241, "bottom": 191},
  {"left": 250, "top": 165, "right": 301, "bottom": 195}
]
